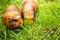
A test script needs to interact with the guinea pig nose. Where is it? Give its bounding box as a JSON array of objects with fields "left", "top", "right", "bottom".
[{"left": 8, "top": 18, "right": 18, "bottom": 22}]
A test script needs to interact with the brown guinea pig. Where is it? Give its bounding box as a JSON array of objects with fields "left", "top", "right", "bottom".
[
  {"left": 3, "top": 5, "right": 23, "bottom": 29},
  {"left": 22, "top": 0, "right": 38, "bottom": 23}
]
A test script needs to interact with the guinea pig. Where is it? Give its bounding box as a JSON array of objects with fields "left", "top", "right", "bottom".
[
  {"left": 3, "top": 5, "right": 23, "bottom": 29},
  {"left": 22, "top": 0, "right": 38, "bottom": 23}
]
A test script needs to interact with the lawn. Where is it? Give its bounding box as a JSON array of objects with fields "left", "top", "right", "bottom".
[{"left": 0, "top": 0, "right": 60, "bottom": 40}]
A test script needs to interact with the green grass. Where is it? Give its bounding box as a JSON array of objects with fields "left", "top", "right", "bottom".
[{"left": 0, "top": 0, "right": 60, "bottom": 40}]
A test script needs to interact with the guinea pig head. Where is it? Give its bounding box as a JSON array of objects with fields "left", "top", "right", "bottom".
[{"left": 3, "top": 5, "right": 23, "bottom": 29}]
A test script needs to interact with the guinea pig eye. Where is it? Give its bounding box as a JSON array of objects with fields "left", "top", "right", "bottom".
[
  {"left": 8, "top": 18, "right": 11, "bottom": 20},
  {"left": 8, "top": 18, "right": 11, "bottom": 21}
]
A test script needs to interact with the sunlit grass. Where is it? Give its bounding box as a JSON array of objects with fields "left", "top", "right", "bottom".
[{"left": 0, "top": 0, "right": 60, "bottom": 40}]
